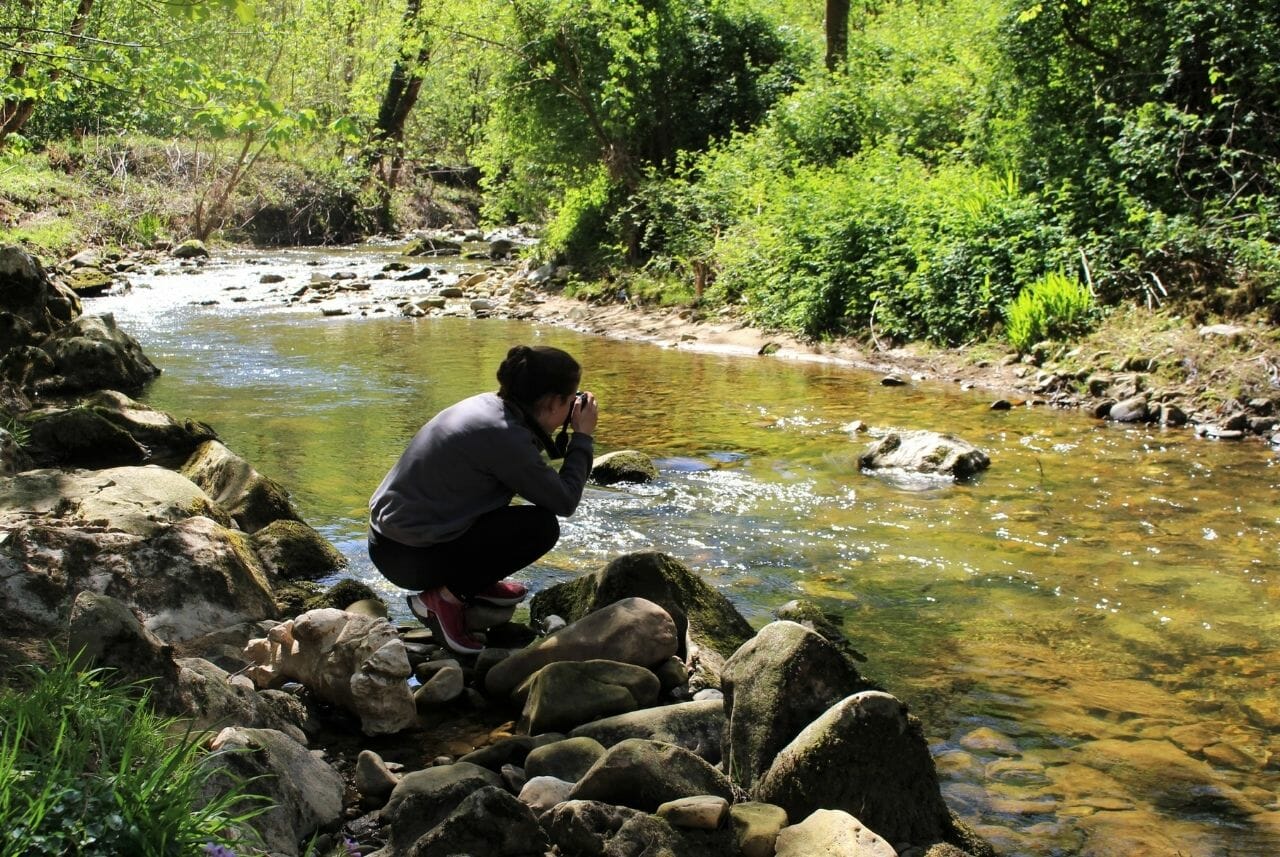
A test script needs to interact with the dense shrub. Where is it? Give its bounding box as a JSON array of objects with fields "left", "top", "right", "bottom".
[{"left": 712, "top": 150, "right": 1062, "bottom": 343}]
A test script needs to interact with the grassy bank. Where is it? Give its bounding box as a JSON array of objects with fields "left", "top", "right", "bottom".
[{"left": 0, "top": 136, "right": 480, "bottom": 257}]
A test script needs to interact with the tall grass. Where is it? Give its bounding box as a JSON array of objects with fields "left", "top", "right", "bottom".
[{"left": 0, "top": 653, "right": 266, "bottom": 856}]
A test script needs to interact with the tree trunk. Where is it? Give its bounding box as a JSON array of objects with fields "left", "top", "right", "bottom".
[
  {"left": 825, "top": 0, "right": 850, "bottom": 72},
  {"left": 1, "top": 0, "right": 96, "bottom": 146},
  {"left": 364, "top": 0, "right": 432, "bottom": 227}
]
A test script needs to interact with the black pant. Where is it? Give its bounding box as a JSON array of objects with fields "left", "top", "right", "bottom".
[{"left": 367, "top": 505, "right": 560, "bottom": 599}]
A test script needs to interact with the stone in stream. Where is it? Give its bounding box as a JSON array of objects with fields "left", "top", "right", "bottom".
[
  {"left": 722, "top": 620, "right": 867, "bottom": 790},
  {"left": 590, "top": 449, "right": 659, "bottom": 485},
  {"left": 858, "top": 430, "right": 990, "bottom": 480}
]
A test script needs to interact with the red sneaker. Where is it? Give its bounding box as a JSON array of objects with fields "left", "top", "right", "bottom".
[
  {"left": 412, "top": 590, "right": 484, "bottom": 655},
  {"left": 473, "top": 578, "right": 528, "bottom": 607}
]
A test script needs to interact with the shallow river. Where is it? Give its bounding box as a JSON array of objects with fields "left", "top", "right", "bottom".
[{"left": 90, "top": 248, "right": 1279, "bottom": 857}]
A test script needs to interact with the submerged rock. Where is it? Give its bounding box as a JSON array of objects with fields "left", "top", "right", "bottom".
[{"left": 858, "top": 430, "right": 990, "bottom": 480}]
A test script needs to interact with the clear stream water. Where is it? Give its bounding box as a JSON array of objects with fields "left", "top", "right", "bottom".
[{"left": 90, "top": 248, "right": 1279, "bottom": 857}]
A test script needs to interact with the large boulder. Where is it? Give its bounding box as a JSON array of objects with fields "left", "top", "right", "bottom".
[
  {"left": 722, "top": 621, "right": 868, "bottom": 790},
  {"left": 0, "top": 512, "right": 276, "bottom": 644},
  {"left": 250, "top": 519, "right": 348, "bottom": 581},
  {"left": 201, "top": 726, "right": 344, "bottom": 857},
  {"left": 181, "top": 439, "right": 302, "bottom": 533},
  {"left": 22, "top": 404, "right": 151, "bottom": 467},
  {"left": 568, "top": 738, "right": 735, "bottom": 812},
  {"left": 0, "top": 245, "right": 79, "bottom": 346},
  {"left": 569, "top": 698, "right": 727, "bottom": 765},
  {"left": 515, "top": 659, "right": 661, "bottom": 734},
  {"left": 35, "top": 313, "right": 160, "bottom": 395},
  {"left": 530, "top": 552, "right": 754, "bottom": 661},
  {"left": 242, "top": 608, "right": 416, "bottom": 735},
  {"left": 373, "top": 763, "right": 503, "bottom": 857},
  {"left": 80, "top": 390, "right": 217, "bottom": 463},
  {"left": 406, "top": 786, "right": 548, "bottom": 857},
  {"left": 485, "top": 597, "right": 678, "bottom": 698},
  {"left": 858, "top": 430, "right": 990, "bottom": 481},
  {"left": 0, "top": 465, "right": 230, "bottom": 536},
  {"left": 19, "top": 391, "right": 210, "bottom": 470},
  {"left": 754, "top": 691, "right": 957, "bottom": 851}
]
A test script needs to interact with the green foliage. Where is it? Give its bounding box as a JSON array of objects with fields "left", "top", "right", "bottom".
[
  {"left": 1003, "top": 270, "right": 1096, "bottom": 352},
  {"left": 0, "top": 652, "right": 265, "bottom": 856},
  {"left": 1000, "top": 0, "right": 1280, "bottom": 303},
  {"left": 708, "top": 149, "right": 1060, "bottom": 343},
  {"left": 539, "top": 168, "right": 625, "bottom": 270},
  {"left": 479, "top": 0, "right": 809, "bottom": 223}
]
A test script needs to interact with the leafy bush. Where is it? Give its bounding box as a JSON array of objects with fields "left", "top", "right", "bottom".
[
  {"left": 0, "top": 653, "right": 264, "bottom": 856},
  {"left": 1003, "top": 270, "right": 1096, "bottom": 353},
  {"left": 712, "top": 148, "right": 1061, "bottom": 343}
]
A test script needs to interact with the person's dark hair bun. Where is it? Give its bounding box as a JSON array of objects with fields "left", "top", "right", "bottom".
[{"left": 497, "top": 345, "right": 580, "bottom": 406}]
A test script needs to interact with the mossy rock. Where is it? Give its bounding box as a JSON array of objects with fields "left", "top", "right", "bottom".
[
  {"left": 590, "top": 450, "right": 658, "bottom": 485},
  {"left": 304, "top": 578, "right": 382, "bottom": 613},
  {"left": 275, "top": 580, "right": 323, "bottom": 617},
  {"left": 530, "top": 551, "right": 753, "bottom": 660},
  {"left": 65, "top": 267, "right": 114, "bottom": 297},
  {"left": 250, "top": 519, "right": 348, "bottom": 581},
  {"left": 180, "top": 440, "right": 301, "bottom": 533},
  {"left": 171, "top": 239, "right": 209, "bottom": 259}
]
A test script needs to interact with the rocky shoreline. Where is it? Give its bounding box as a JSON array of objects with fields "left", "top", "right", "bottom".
[{"left": 1, "top": 241, "right": 1008, "bottom": 856}]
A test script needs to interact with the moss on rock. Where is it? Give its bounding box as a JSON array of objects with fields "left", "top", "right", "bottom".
[{"left": 250, "top": 519, "right": 348, "bottom": 581}]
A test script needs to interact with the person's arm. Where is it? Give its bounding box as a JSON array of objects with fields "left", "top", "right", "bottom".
[{"left": 494, "top": 429, "right": 593, "bottom": 515}]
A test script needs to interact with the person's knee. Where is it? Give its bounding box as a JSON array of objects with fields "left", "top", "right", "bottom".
[{"left": 532, "top": 507, "right": 560, "bottom": 551}]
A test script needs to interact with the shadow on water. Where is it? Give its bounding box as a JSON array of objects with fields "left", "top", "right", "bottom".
[{"left": 91, "top": 250, "right": 1280, "bottom": 857}]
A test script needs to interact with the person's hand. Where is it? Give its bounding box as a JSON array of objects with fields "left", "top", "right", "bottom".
[{"left": 572, "top": 390, "right": 598, "bottom": 436}]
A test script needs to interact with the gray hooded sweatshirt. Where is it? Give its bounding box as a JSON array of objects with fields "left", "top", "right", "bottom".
[{"left": 369, "top": 392, "right": 593, "bottom": 546}]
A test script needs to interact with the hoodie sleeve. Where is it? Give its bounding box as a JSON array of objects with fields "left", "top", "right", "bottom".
[{"left": 490, "top": 428, "right": 594, "bottom": 516}]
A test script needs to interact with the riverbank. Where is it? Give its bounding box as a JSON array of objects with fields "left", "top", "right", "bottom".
[{"left": 505, "top": 271, "right": 1280, "bottom": 446}]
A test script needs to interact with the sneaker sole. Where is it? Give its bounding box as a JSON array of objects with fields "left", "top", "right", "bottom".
[{"left": 471, "top": 593, "right": 525, "bottom": 607}]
